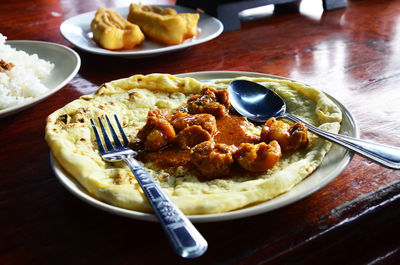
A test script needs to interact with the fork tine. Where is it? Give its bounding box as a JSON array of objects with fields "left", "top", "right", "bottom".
[
  {"left": 105, "top": 115, "right": 123, "bottom": 149},
  {"left": 114, "top": 114, "right": 129, "bottom": 147},
  {"left": 90, "top": 118, "right": 106, "bottom": 155},
  {"left": 98, "top": 116, "right": 115, "bottom": 151}
]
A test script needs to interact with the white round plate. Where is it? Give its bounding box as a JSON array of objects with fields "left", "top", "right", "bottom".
[
  {"left": 0, "top": 41, "right": 81, "bottom": 118},
  {"left": 60, "top": 5, "right": 223, "bottom": 58},
  {"left": 51, "top": 71, "right": 358, "bottom": 223}
]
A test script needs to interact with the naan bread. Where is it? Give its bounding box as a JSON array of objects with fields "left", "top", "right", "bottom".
[{"left": 45, "top": 74, "right": 342, "bottom": 214}]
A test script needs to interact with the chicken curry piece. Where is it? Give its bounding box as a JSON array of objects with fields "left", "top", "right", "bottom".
[{"left": 135, "top": 87, "right": 309, "bottom": 180}]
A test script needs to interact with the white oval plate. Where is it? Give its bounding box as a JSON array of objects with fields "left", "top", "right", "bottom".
[
  {"left": 0, "top": 41, "right": 81, "bottom": 118},
  {"left": 60, "top": 5, "right": 223, "bottom": 58},
  {"left": 51, "top": 71, "right": 358, "bottom": 223}
]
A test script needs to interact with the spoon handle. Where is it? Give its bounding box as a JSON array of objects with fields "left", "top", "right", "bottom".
[{"left": 284, "top": 113, "right": 400, "bottom": 169}]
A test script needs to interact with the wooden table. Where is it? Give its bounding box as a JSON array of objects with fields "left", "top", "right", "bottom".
[{"left": 1, "top": 0, "right": 400, "bottom": 264}]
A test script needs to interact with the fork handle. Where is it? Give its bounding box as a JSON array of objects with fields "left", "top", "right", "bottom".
[{"left": 123, "top": 157, "right": 208, "bottom": 258}]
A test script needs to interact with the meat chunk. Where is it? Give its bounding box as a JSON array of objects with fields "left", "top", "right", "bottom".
[
  {"left": 260, "top": 118, "right": 308, "bottom": 152},
  {"left": 186, "top": 87, "right": 230, "bottom": 117},
  {"left": 190, "top": 141, "right": 237, "bottom": 180},
  {"left": 176, "top": 125, "right": 212, "bottom": 150},
  {"left": 137, "top": 115, "right": 176, "bottom": 151},
  {"left": 235, "top": 141, "right": 282, "bottom": 172},
  {"left": 171, "top": 112, "right": 217, "bottom": 135},
  {"left": 145, "top": 147, "right": 191, "bottom": 169},
  {"left": 148, "top": 109, "right": 173, "bottom": 121}
]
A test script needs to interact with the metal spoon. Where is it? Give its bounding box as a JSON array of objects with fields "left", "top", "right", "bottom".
[{"left": 227, "top": 79, "right": 400, "bottom": 169}]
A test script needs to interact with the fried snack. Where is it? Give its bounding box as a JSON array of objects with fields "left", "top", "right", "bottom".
[
  {"left": 127, "top": 4, "right": 199, "bottom": 45},
  {"left": 91, "top": 8, "right": 145, "bottom": 50}
]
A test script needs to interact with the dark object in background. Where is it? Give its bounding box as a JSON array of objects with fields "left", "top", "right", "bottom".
[{"left": 177, "top": 0, "right": 347, "bottom": 31}]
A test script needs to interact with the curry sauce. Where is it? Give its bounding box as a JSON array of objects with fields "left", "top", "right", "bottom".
[
  {"left": 134, "top": 86, "right": 308, "bottom": 180},
  {"left": 214, "top": 114, "right": 260, "bottom": 146},
  {"left": 139, "top": 112, "right": 260, "bottom": 170}
]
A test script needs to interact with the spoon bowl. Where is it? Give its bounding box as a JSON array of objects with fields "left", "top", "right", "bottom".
[
  {"left": 227, "top": 79, "right": 400, "bottom": 169},
  {"left": 227, "top": 80, "right": 286, "bottom": 122}
]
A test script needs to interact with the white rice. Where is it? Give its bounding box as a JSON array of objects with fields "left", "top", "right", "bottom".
[{"left": 0, "top": 33, "right": 54, "bottom": 110}]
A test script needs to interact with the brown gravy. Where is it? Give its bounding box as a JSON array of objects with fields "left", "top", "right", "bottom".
[
  {"left": 139, "top": 113, "right": 260, "bottom": 170},
  {"left": 214, "top": 114, "right": 260, "bottom": 146}
]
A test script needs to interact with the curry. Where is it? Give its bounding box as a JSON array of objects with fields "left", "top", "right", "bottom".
[{"left": 135, "top": 86, "right": 308, "bottom": 180}]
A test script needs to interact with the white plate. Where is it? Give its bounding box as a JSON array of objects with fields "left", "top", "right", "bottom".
[
  {"left": 51, "top": 71, "right": 358, "bottom": 223},
  {"left": 0, "top": 41, "right": 81, "bottom": 118},
  {"left": 60, "top": 5, "right": 223, "bottom": 58}
]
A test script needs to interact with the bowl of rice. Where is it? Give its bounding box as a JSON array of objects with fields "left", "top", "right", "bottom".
[{"left": 0, "top": 33, "right": 81, "bottom": 118}]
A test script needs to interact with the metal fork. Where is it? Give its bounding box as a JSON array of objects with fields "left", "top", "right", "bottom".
[{"left": 90, "top": 114, "right": 207, "bottom": 258}]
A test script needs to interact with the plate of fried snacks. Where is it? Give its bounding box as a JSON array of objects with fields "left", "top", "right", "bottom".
[
  {"left": 46, "top": 71, "right": 357, "bottom": 222},
  {"left": 0, "top": 34, "right": 80, "bottom": 118},
  {"left": 60, "top": 4, "right": 223, "bottom": 58}
]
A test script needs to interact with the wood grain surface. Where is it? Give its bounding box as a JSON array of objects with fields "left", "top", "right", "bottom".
[{"left": 1, "top": 0, "right": 400, "bottom": 264}]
